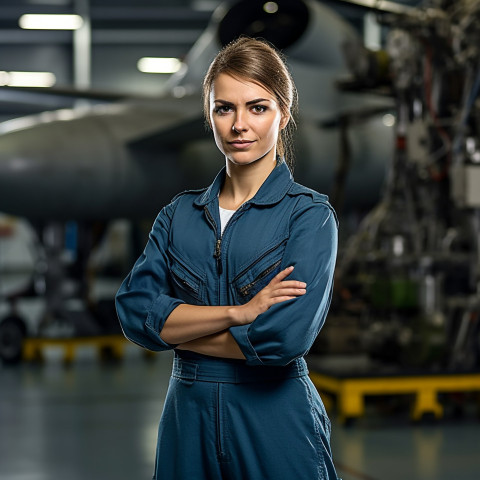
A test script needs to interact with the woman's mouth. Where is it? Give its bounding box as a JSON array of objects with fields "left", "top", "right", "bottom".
[{"left": 229, "top": 140, "right": 255, "bottom": 149}]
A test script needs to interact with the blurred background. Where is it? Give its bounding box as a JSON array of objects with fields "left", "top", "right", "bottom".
[{"left": 0, "top": 1, "right": 479, "bottom": 479}]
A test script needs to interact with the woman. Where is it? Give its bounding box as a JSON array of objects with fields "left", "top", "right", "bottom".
[{"left": 116, "top": 37, "right": 340, "bottom": 480}]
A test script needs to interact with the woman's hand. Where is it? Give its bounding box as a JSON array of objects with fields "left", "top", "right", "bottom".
[{"left": 231, "top": 266, "right": 306, "bottom": 325}]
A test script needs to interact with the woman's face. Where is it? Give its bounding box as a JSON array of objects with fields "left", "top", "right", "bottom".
[{"left": 209, "top": 73, "right": 288, "bottom": 167}]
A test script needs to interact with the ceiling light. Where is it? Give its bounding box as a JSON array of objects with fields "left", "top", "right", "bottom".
[
  {"left": 137, "top": 57, "right": 183, "bottom": 74},
  {"left": 382, "top": 113, "right": 396, "bottom": 127},
  {"left": 19, "top": 14, "right": 84, "bottom": 30},
  {"left": 263, "top": 2, "right": 279, "bottom": 14},
  {"left": 0, "top": 71, "right": 9, "bottom": 85},
  {"left": 0, "top": 71, "right": 56, "bottom": 88}
]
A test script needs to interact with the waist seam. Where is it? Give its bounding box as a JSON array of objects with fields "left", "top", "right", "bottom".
[{"left": 171, "top": 356, "right": 308, "bottom": 384}]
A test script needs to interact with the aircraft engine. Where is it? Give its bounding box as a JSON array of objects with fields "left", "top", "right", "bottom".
[{"left": 319, "top": 0, "right": 480, "bottom": 371}]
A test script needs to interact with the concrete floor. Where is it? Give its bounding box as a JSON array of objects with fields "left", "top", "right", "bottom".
[{"left": 1, "top": 348, "right": 479, "bottom": 480}]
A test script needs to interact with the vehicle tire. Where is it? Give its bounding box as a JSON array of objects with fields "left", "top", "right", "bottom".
[{"left": 0, "top": 316, "right": 27, "bottom": 365}]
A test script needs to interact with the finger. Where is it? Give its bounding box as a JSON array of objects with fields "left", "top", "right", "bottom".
[
  {"left": 270, "top": 287, "right": 306, "bottom": 298},
  {"left": 275, "top": 280, "right": 307, "bottom": 289},
  {"left": 270, "top": 295, "right": 299, "bottom": 304},
  {"left": 269, "top": 266, "right": 294, "bottom": 285}
]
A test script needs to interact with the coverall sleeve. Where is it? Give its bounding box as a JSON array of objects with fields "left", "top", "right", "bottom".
[
  {"left": 115, "top": 202, "right": 184, "bottom": 351},
  {"left": 229, "top": 200, "right": 338, "bottom": 366}
]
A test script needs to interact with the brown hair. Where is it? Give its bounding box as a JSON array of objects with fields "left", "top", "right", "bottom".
[{"left": 202, "top": 36, "right": 298, "bottom": 169}]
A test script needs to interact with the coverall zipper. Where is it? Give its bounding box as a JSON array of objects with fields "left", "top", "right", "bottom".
[
  {"left": 239, "top": 259, "right": 282, "bottom": 297},
  {"left": 232, "top": 238, "right": 287, "bottom": 283},
  {"left": 204, "top": 203, "right": 248, "bottom": 276},
  {"left": 171, "top": 271, "right": 198, "bottom": 296},
  {"left": 204, "top": 207, "right": 223, "bottom": 274},
  {"left": 214, "top": 239, "right": 223, "bottom": 275}
]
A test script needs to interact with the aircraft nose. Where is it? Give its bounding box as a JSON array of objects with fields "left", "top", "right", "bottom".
[
  {"left": 0, "top": 116, "right": 116, "bottom": 220},
  {"left": 0, "top": 129, "right": 47, "bottom": 218}
]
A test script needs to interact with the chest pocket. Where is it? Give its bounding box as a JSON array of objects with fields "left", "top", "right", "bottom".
[
  {"left": 232, "top": 237, "right": 287, "bottom": 304},
  {"left": 168, "top": 247, "right": 206, "bottom": 305}
]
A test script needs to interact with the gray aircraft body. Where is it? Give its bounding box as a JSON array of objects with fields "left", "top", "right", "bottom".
[{"left": 0, "top": 0, "right": 394, "bottom": 221}]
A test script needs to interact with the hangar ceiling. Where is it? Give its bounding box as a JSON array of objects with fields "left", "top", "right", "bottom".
[{"left": 0, "top": 0, "right": 421, "bottom": 120}]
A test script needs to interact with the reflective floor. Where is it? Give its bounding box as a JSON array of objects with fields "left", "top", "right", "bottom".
[{"left": 1, "top": 348, "right": 479, "bottom": 480}]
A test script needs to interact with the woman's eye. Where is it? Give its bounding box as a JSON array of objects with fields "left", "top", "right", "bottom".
[
  {"left": 252, "top": 105, "right": 267, "bottom": 113},
  {"left": 214, "top": 106, "right": 232, "bottom": 115}
]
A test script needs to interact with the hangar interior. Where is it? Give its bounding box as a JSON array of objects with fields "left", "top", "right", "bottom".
[{"left": 1, "top": 1, "right": 480, "bottom": 479}]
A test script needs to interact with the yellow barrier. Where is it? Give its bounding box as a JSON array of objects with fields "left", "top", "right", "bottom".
[
  {"left": 22, "top": 335, "right": 133, "bottom": 364},
  {"left": 310, "top": 370, "right": 480, "bottom": 423}
]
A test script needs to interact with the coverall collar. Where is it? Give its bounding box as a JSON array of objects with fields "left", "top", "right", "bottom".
[{"left": 193, "top": 160, "right": 294, "bottom": 207}]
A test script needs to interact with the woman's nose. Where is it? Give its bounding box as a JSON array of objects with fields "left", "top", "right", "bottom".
[{"left": 232, "top": 112, "right": 248, "bottom": 133}]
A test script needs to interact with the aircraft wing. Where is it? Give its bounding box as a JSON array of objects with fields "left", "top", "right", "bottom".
[{"left": 127, "top": 115, "right": 208, "bottom": 152}]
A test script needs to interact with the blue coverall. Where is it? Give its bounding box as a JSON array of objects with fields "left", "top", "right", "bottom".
[{"left": 116, "top": 161, "right": 340, "bottom": 479}]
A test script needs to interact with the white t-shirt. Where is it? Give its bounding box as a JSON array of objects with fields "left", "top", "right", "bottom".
[{"left": 219, "top": 206, "right": 236, "bottom": 235}]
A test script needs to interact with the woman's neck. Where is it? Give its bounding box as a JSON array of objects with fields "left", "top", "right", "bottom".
[{"left": 219, "top": 156, "right": 276, "bottom": 210}]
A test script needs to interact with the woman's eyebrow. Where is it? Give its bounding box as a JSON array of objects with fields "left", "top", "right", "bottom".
[
  {"left": 214, "top": 99, "right": 234, "bottom": 106},
  {"left": 246, "top": 98, "right": 270, "bottom": 105},
  {"left": 214, "top": 98, "right": 271, "bottom": 105}
]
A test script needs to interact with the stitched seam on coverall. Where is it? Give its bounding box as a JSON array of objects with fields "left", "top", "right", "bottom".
[
  {"left": 300, "top": 376, "right": 326, "bottom": 480},
  {"left": 216, "top": 383, "right": 231, "bottom": 465}
]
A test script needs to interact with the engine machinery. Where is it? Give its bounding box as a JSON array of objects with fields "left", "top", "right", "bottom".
[{"left": 321, "top": 0, "right": 480, "bottom": 371}]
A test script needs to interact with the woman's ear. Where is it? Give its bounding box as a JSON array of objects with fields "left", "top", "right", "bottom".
[{"left": 279, "top": 112, "right": 290, "bottom": 130}]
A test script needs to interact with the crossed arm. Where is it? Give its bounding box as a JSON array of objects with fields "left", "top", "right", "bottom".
[{"left": 160, "top": 266, "right": 306, "bottom": 359}]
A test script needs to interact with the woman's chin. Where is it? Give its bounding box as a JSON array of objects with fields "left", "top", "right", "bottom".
[{"left": 226, "top": 150, "right": 275, "bottom": 167}]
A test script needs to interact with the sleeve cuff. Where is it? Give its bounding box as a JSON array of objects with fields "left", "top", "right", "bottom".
[
  {"left": 229, "top": 324, "right": 263, "bottom": 366},
  {"left": 146, "top": 295, "right": 185, "bottom": 349}
]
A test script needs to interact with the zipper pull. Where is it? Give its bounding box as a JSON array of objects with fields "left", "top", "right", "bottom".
[
  {"left": 214, "top": 238, "right": 223, "bottom": 275},
  {"left": 239, "top": 285, "right": 250, "bottom": 297}
]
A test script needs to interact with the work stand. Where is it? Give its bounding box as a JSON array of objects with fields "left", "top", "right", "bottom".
[{"left": 308, "top": 356, "right": 480, "bottom": 424}]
